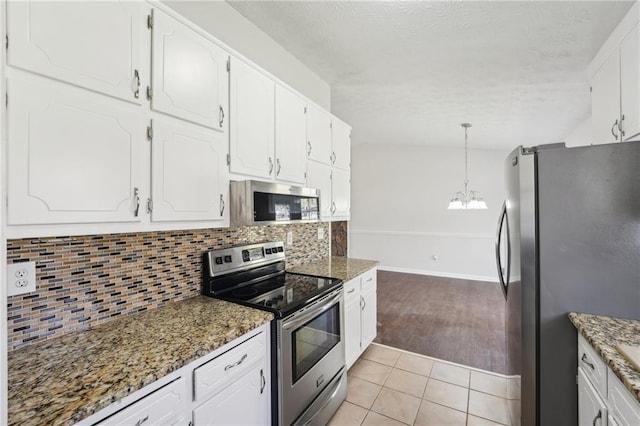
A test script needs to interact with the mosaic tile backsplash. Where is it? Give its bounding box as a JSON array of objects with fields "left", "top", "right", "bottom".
[{"left": 6, "top": 222, "right": 329, "bottom": 351}]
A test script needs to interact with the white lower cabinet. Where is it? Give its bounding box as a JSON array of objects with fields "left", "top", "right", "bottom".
[
  {"left": 344, "top": 268, "right": 378, "bottom": 369},
  {"left": 193, "top": 364, "right": 267, "bottom": 425},
  {"left": 577, "top": 333, "right": 640, "bottom": 426},
  {"left": 97, "top": 378, "right": 188, "bottom": 426},
  {"left": 578, "top": 369, "right": 607, "bottom": 426}
]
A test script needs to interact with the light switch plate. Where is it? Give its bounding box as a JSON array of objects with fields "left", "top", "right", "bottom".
[
  {"left": 318, "top": 227, "right": 325, "bottom": 240},
  {"left": 286, "top": 231, "right": 293, "bottom": 246},
  {"left": 7, "top": 261, "right": 37, "bottom": 296}
]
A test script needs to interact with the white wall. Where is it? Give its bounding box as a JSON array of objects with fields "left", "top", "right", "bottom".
[
  {"left": 163, "top": 1, "right": 331, "bottom": 110},
  {"left": 349, "top": 144, "right": 508, "bottom": 281},
  {"left": 563, "top": 115, "right": 593, "bottom": 147}
]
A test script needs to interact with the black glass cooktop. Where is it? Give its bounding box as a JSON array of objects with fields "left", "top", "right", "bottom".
[{"left": 212, "top": 272, "right": 342, "bottom": 318}]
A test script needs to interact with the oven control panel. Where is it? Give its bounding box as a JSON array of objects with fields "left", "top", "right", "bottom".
[{"left": 206, "top": 241, "right": 285, "bottom": 277}]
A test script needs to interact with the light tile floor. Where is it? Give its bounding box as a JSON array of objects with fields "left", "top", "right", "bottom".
[{"left": 329, "top": 343, "right": 518, "bottom": 426}]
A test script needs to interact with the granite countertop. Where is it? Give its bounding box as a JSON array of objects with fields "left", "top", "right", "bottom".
[
  {"left": 569, "top": 312, "right": 640, "bottom": 403},
  {"left": 289, "top": 256, "right": 379, "bottom": 282},
  {"left": 8, "top": 296, "right": 274, "bottom": 426}
]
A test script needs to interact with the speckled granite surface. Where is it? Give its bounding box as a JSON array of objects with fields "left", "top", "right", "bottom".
[
  {"left": 8, "top": 296, "right": 273, "bottom": 426},
  {"left": 289, "top": 256, "right": 378, "bottom": 282},
  {"left": 569, "top": 312, "right": 640, "bottom": 403}
]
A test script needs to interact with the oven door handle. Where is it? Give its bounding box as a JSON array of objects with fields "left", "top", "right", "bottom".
[{"left": 282, "top": 290, "right": 342, "bottom": 332}]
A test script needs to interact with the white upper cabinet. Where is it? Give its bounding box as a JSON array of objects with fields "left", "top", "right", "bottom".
[
  {"left": 591, "top": 51, "right": 621, "bottom": 144},
  {"left": 306, "top": 161, "right": 332, "bottom": 220},
  {"left": 306, "top": 104, "right": 332, "bottom": 165},
  {"left": 150, "top": 117, "right": 228, "bottom": 223},
  {"left": 275, "top": 85, "right": 307, "bottom": 184},
  {"left": 331, "top": 116, "right": 351, "bottom": 170},
  {"left": 619, "top": 24, "right": 640, "bottom": 141},
  {"left": 229, "top": 58, "right": 275, "bottom": 179},
  {"left": 7, "top": 75, "right": 141, "bottom": 225},
  {"left": 332, "top": 167, "right": 351, "bottom": 220},
  {"left": 7, "top": 1, "right": 143, "bottom": 103},
  {"left": 150, "top": 8, "right": 229, "bottom": 130},
  {"left": 589, "top": 4, "right": 640, "bottom": 144}
]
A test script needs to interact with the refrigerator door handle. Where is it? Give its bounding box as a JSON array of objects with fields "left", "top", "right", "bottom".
[{"left": 495, "top": 201, "right": 511, "bottom": 300}]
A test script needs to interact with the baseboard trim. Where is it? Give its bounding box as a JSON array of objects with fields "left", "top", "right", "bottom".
[
  {"left": 349, "top": 229, "right": 494, "bottom": 240},
  {"left": 377, "top": 265, "right": 498, "bottom": 283}
]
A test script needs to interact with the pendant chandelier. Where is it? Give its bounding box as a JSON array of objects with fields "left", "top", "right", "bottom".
[{"left": 447, "top": 123, "right": 488, "bottom": 210}]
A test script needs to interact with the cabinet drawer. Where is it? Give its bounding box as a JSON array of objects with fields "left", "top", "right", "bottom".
[
  {"left": 578, "top": 334, "right": 607, "bottom": 396},
  {"left": 361, "top": 268, "right": 376, "bottom": 289},
  {"left": 608, "top": 369, "right": 640, "bottom": 426},
  {"left": 344, "top": 278, "right": 359, "bottom": 302},
  {"left": 97, "top": 377, "right": 186, "bottom": 425},
  {"left": 193, "top": 331, "right": 266, "bottom": 402}
]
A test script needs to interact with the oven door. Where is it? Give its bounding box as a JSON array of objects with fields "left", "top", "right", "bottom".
[{"left": 279, "top": 288, "right": 345, "bottom": 426}]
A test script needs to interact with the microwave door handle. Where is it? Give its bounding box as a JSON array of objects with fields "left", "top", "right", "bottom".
[{"left": 495, "top": 201, "right": 508, "bottom": 300}]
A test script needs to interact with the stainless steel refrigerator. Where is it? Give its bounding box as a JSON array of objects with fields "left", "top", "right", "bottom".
[{"left": 495, "top": 141, "right": 640, "bottom": 426}]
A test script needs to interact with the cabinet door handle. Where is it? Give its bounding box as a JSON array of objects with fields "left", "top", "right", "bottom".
[
  {"left": 133, "top": 69, "right": 140, "bottom": 99},
  {"left": 219, "top": 105, "right": 225, "bottom": 128},
  {"left": 592, "top": 409, "right": 601, "bottom": 426},
  {"left": 134, "top": 415, "right": 149, "bottom": 426},
  {"left": 620, "top": 114, "right": 625, "bottom": 138},
  {"left": 268, "top": 157, "right": 274, "bottom": 175},
  {"left": 331, "top": 152, "right": 336, "bottom": 165},
  {"left": 220, "top": 194, "right": 225, "bottom": 217},
  {"left": 307, "top": 141, "right": 312, "bottom": 156},
  {"left": 331, "top": 202, "right": 336, "bottom": 214},
  {"left": 611, "top": 119, "right": 620, "bottom": 140},
  {"left": 133, "top": 187, "right": 140, "bottom": 217},
  {"left": 276, "top": 158, "right": 281, "bottom": 176},
  {"left": 260, "top": 368, "right": 266, "bottom": 394},
  {"left": 225, "top": 353, "right": 248, "bottom": 371},
  {"left": 360, "top": 296, "right": 366, "bottom": 311},
  {"left": 581, "top": 353, "right": 595, "bottom": 370}
]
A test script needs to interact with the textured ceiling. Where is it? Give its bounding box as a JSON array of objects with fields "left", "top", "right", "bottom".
[{"left": 228, "top": 0, "right": 634, "bottom": 150}]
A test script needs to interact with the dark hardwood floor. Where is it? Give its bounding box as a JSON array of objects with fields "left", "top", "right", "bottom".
[{"left": 374, "top": 270, "right": 507, "bottom": 374}]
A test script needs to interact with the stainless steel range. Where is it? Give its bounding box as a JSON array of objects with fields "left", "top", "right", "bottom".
[{"left": 203, "top": 241, "right": 346, "bottom": 426}]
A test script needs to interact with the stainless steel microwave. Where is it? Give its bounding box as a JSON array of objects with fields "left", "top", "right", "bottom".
[{"left": 229, "top": 180, "right": 320, "bottom": 226}]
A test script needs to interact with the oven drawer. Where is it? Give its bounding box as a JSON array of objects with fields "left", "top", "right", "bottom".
[{"left": 193, "top": 331, "right": 266, "bottom": 403}]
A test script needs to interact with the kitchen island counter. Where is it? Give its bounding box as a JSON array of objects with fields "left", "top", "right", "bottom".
[
  {"left": 569, "top": 312, "right": 640, "bottom": 403},
  {"left": 8, "top": 296, "right": 273, "bottom": 426},
  {"left": 289, "top": 256, "right": 378, "bottom": 282}
]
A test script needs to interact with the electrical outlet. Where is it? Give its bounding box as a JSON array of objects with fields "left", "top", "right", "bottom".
[
  {"left": 317, "top": 227, "right": 325, "bottom": 240},
  {"left": 286, "top": 231, "right": 293, "bottom": 246},
  {"left": 7, "top": 261, "right": 36, "bottom": 296}
]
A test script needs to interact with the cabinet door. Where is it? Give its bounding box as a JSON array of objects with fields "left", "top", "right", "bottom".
[
  {"left": 344, "top": 279, "right": 362, "bottom": 369},
  {"left": 591, "top": 50, "right": 621, "bottom": 144},
  {"left": 8, "top": 1, "right": 142, "bottom": 104},
  {"left": 193, "top": 364, "right": 269, "bottom": 426},
  {"left": 306, "top": 160, "right": 332, "bottom": 220},
  {"left": 307, "top": 104, "right": 332, "bottom": 165},
  {"left": 98, "top": 378, "right": 187, "bottom": 425},
  {"left": 331, "top": 167, "right": 351, "bottom": 220},
  {"left": 331, "top": 116, "right": 351, "bottom": 170},
  {"left": 578, "top": 369, "right": 607, "bottom": 426},
  {"left": 229, "top": 58, "right": 275, "bottom": 179},
  {"left": 620, "top": 24, "right": 640, "bottom": 141},
  {"left": 7, "top": 75, "right": 141, "bottom": 225},
  {"left": 360, "top": 270, "right": 377, "bottom": 349},
  {"left": 151, "top": 118, "right": 228, "bottom": 223},
  {"left": 275, "top": 85, "right": 307, "bottom": 184},
  {"left": 151, "top": 8, "right": 229, "bottom": 130}
]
